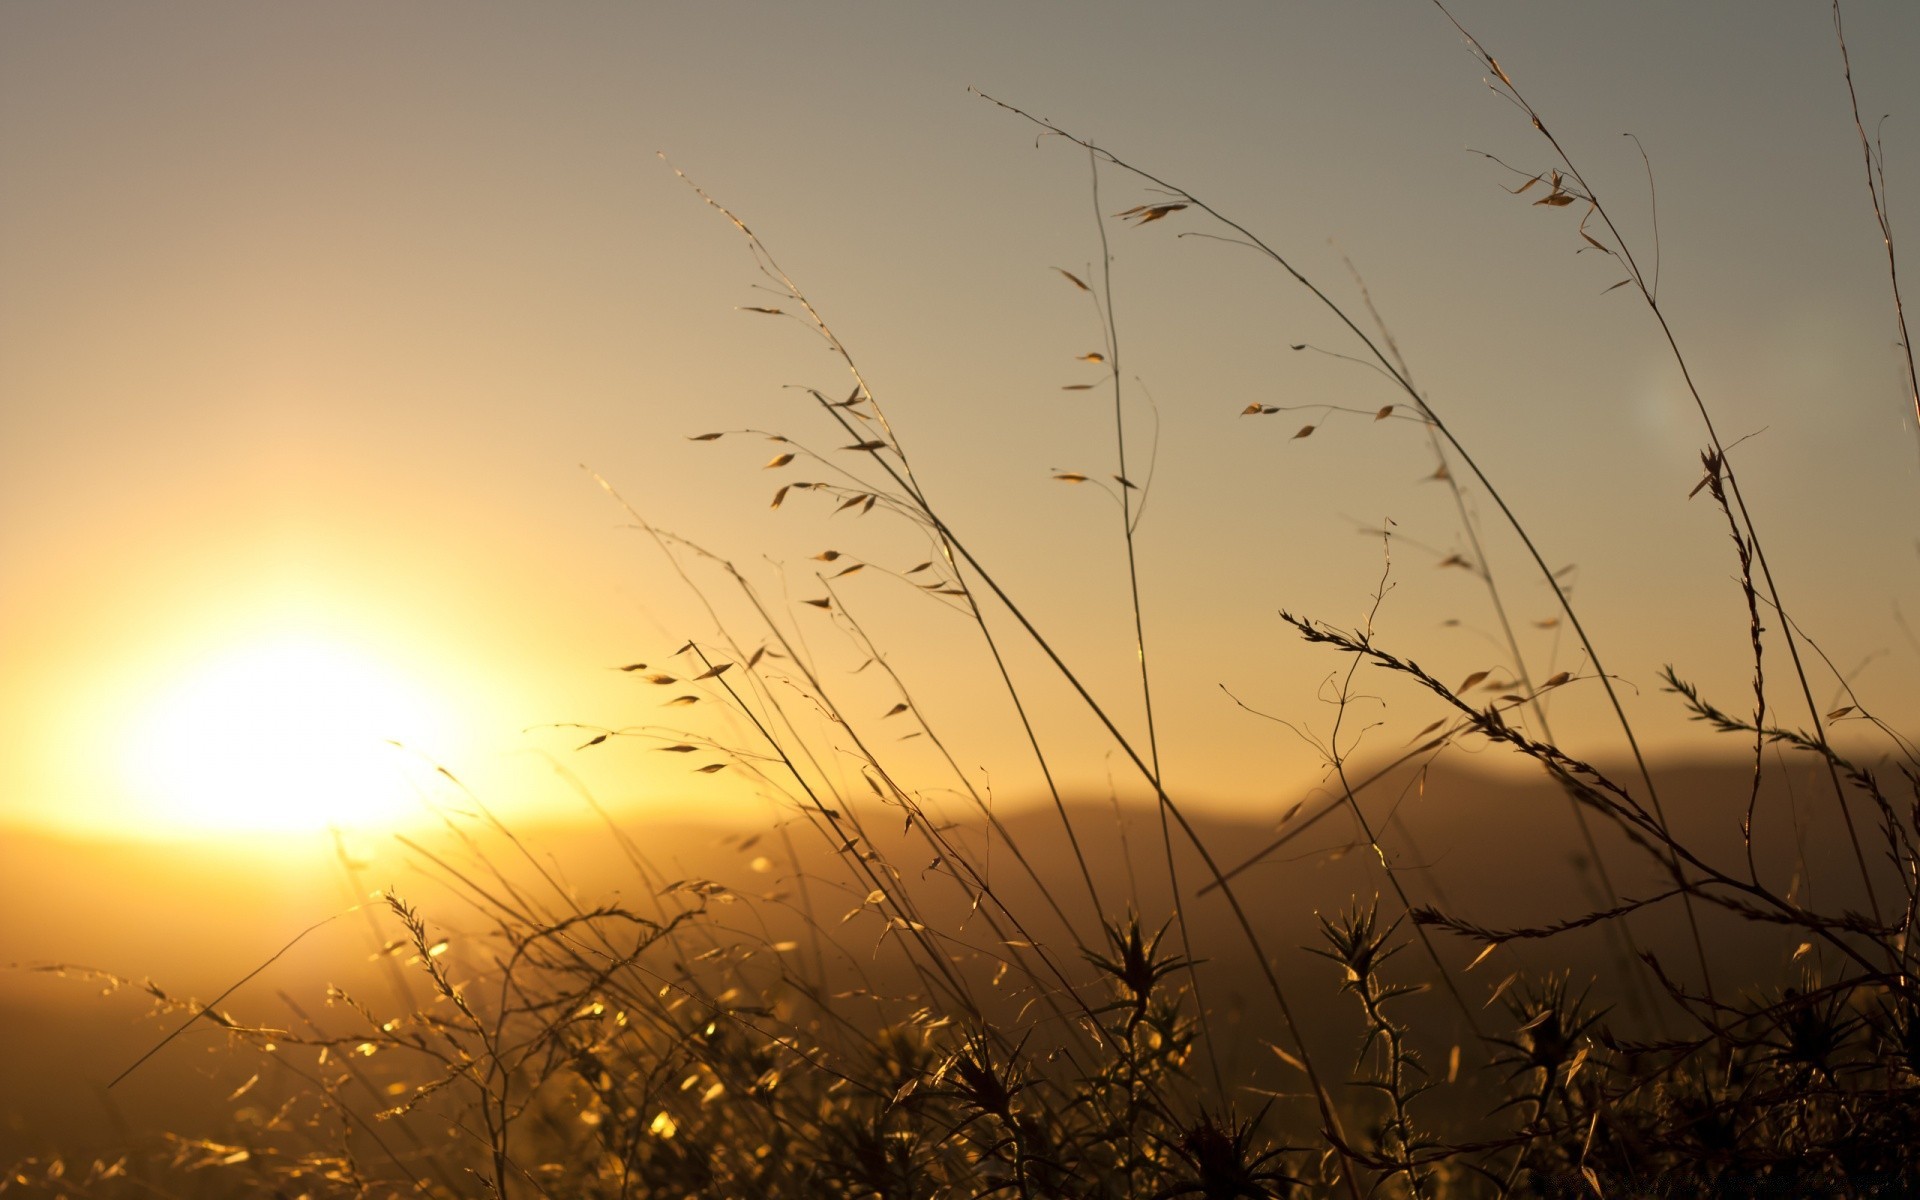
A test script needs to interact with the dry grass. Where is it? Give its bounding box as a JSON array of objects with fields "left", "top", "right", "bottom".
[{"left": 9, "top": 3, "right": 1920, "bottom": 1197}]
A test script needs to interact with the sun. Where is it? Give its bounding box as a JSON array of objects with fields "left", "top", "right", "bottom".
[{"left": 121, "top": 634, "right": 455, "bottom": 834}]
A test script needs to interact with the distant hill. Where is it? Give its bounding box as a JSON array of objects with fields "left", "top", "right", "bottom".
[{"left": 3, "top": 751, "right": 1892, "bottom": 1165}]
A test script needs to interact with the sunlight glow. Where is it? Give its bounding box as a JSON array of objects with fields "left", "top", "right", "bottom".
[{"left": 121, "top": 635, "right": 453, "bottom": 833}]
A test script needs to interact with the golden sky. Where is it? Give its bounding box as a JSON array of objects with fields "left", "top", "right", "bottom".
[{"left": 3, "top": 2, "right": 1917, "bottom": 839}]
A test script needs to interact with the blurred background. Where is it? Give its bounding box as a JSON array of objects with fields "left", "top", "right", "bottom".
[
  {"left": 3, "top": 1, "right": 1915, "bottom": 838},
  {"left": 3, "top": 0, "right": 1917, "bottom": 1170}
]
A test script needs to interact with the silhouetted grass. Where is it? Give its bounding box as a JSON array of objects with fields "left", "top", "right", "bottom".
[{"left": 10, "top": 3, "right": 1919, "bottom": 1196}]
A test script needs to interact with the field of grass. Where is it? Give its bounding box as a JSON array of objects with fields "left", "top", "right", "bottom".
[{"left": 7, "top": 3, "right": 1920, "bottom": 1197}]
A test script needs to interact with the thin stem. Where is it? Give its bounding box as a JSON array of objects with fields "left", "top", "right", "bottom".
[
  {"left": 1432, "top": 0, "right": 1882, "bottom": 926},
  {"left": 974, "top": 87, "right": 1721, "bottom": 999},
  {"left": 1832, "top": 0, "right": 1920, "bottom": 452},
  {"left": 1089, "top": 144, "right": 1226, "bottom": 1101}
]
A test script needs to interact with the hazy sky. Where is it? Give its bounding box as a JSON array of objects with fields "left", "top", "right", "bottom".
[{"left": 4, "top": 2, "right": 1917, "bottom": 838}]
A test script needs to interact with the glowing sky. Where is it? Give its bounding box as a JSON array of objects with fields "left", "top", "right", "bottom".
[{"left": 3, "top": 2, "right": 1916, "bottom": 836}]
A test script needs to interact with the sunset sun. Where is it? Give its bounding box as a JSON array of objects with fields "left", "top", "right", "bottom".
[{"left": 121, "top": 635, "right": 454, "bottom": 834}]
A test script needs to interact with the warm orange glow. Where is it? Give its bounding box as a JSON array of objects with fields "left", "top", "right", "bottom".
[{"left": 119, "top": 635, "right": 454, "bottom": 834}]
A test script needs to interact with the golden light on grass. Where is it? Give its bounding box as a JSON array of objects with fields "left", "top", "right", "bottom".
[
  {"left": 118, "top": 633, "right": 453, "bottom": 835},
  {"left": 6, "top": 4, "right": 1918, "bottom": 1194}
]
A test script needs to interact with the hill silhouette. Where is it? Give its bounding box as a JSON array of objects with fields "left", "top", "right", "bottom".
[{"left": 2, "top": 751, "right": 1887, "bottom": 1167}]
